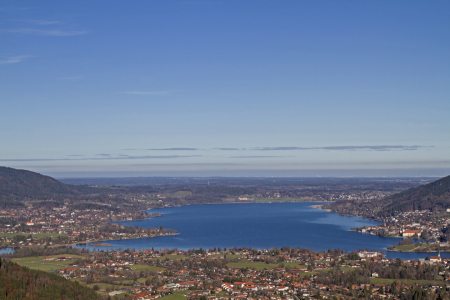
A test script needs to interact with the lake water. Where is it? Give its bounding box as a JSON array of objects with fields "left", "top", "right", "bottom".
[
  {"left": 0, "top": 248, "right": 15, "bottom": 254},
  {"left": 73, "top": 202, "right": 449, "bottom": 260}
]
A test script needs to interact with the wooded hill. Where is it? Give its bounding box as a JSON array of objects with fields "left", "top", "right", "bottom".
[
  {"left": 326, "top": 175, "right": 450, "bottom": 218},
  {"left": 0, "top": 167, "right": 79, "bottom": 202},
  {"left": 380, "top": 174, "right": 450, "bottom": 216},
  {"left": 0, "top": 259, "right": 103, "bottom": 300}
]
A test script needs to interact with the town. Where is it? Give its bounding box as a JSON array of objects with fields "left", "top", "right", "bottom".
[
  {"left": 3, "top": 246, "right": 449, "bottom": 300},
  {"left": 352, "top": 210, "right": 450, "bottom": 252},
  {"left": 0, "top": 205, "right": 177, "bottom": 248}
]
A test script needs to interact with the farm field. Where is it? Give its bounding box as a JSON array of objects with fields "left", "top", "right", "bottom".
[
  {"left": 12, "top": 254, "right": 84, "bottom": 271},
  {"left": 159, "top": 290, "right": 189, "bottom": 300}
]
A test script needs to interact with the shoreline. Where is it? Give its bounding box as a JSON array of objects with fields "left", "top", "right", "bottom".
[
  {"left": 47, "top": 233, "right": 180, "bottom": 248},
  {"left": 310, "top": 204, "right": 450, "bottom": 254},
  {"left": 147, "top": 200, "right": 336, "bottom": 210},
  {"left": 310, "top": 204, "right": 332, "bottom": 212}
]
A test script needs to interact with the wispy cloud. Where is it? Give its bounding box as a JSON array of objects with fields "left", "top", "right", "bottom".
[
  {"left": 0, "top": 55, "right": 32, "bottom": 64},
  {"left": 230, "top": 156, "right": 291, "bottom": 158},
  {"left": 124, "top": 91, "right": 168, "bottom": 95},
  {"left": 0, "top": 155, "right": 202, "bottom": 162},
  {"left": 147, "top": 148, "right": 198, "bottom": 151},
  {"left": 7, "top": 19, "right": 60, "bottom": 25},
  {"left": 33, "top": 20, "right": 60, "bottom": 25},
  {"left": 252, "top": 145, "right": 430, "bottom": 151},
  {"left": 125, "top": 148, "right": 199, "bottom": 151},
  {"left": 3, "top": 28, "right": 87, "bottom": 36},
  {"left": 130, "top": 163, "right": 240, "bottom": 166},
  {"left": 214, "top": 148, "right": 244, "bottom": 151}
]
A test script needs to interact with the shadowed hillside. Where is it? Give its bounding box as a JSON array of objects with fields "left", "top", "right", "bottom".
[
  {"left": 0, "top": 259, "right": 103, "bottom": 300},
  {"left": 380, "top": 175, "right": 450, "bottom": 216},
  {"left": 0, "top": 166, "right": 79, "bottom": 201}
]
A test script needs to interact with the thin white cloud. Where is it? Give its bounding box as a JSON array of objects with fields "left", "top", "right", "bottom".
[
  {"left": 230, "top": 156, "right": 292, "bottom": 158},
  {"left": 0, "top": 55, "right": 32, "bottom": 64},
  {"left": 3, "top": 28, "right": 87, "bottom": 36},
  {"left": 0, "top": 155, "right": 202, "bottom": 162},
  {"left": 125, "top": 148, "right": 199, "bottom": 151},
  {"left": 34, "top": 20, "right": 60, "bottom": 25},
  {"left": 6, "top": 19, "right": 60, "bottom": 25},
  {"left": 214, "top": 148, "right": 244, "bottom": 151},
  {"left": 124, "top": 91, "right": 169, "bottom": 95},
  {"left": 252, "top": 145, "right": 431, "bottom": 152}
]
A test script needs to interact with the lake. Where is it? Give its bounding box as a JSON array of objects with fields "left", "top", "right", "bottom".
[{"left": 74, "top": 202, "right": 448, "bottom": 260}]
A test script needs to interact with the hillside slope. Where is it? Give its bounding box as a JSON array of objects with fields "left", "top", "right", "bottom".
[
  {"left": 0, "top": 166, "right": 79, "bottom": 201},
  {"left": 325, "top": 175, "right": 450, "bottom": 218},
  {"left": 379, "top": 175, "right": 450, "bottom": 216},
  {"left": 0, "top": 259, "right": 102, "bottom": 300}
]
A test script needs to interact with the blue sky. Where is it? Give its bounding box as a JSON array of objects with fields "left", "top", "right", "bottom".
[{"left": 1, "top": 1, "right": 449, "bottom": 178}]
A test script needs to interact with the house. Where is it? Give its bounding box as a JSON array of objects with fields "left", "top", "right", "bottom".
[
  {"left": 221, "top": 283, "right": 233, "bottom": 292},
  {"left": 358, "top": 251, "right": 380, "bottom": 259},
  {"left": 430, "top": 255, "right": 442, "bottom": 262},
  {"left": 402, "top": 230, "right": 421, "bottom": 237}
]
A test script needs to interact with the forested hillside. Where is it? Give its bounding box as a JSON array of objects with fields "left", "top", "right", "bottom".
[
  {"left": 380, "top": 175, "right": 450, "bottom": 215},
  {"left": 0, "top": 259, "right": 102, "bottom": 300},
  {"left": 0, "top": 167, "right": 79, "bottom": 202}
]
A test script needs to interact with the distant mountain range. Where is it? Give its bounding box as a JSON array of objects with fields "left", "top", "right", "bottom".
[
  {"left": 0, "top": 166, "right": 79, "bottom": 201},
  {"left": 1, "top": 166, "right": 449, "bottom": 216}
]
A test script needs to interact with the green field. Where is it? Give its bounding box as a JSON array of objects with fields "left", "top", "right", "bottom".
[
  {"left": 0, "top": 232, "right": 66, "bottom": 238},
  {"left": 394, "top": 244, "right": 418, "bottom": 251},
  {"left": 12, "top": 254, "right": 84, "bottom": 271},
  {"left": 224, "top": 254, "right": 243, "bottom": 259},
  {"left": 153, "top": 254, "right": 189, "bottom": 260},
  {"left": 15, "top": 262, "right": 68, "bottom": 271},
  {"left": 159, "top": 290, "right": 189, "bottom": 300},
  {"left": 12, "top": 254, "right": 84, "bottom": 262}
]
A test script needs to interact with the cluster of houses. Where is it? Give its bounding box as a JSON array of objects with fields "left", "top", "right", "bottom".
[
  {"left": 32, "top": 247, "right": 450, "bottom": 300},
  {"left": 0, "top": 206, "right": 175, "bottom": 248},
  {"left": 327, "top": 191, "right": 388, "bottom": 202},
  {"left": 357, "top": 210, "right": 450, "bottom": 243}
]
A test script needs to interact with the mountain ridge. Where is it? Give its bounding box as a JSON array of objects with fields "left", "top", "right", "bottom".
[{"left": 0, "top": 166, "right": 80, "bottom": 201}]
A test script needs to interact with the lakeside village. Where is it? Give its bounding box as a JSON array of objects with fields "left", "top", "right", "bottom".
[
  {"left": 353, "top": 210, "right": 450, "bottom": 252},
  {"left": 4, "top": 246, "right": 450, "bottom": 300},
  {"left": 1, "top": 205, "right": 450, "bottom": 299},
  {"left": 0, "top": 205, "right": 177, "bottom": 248}
]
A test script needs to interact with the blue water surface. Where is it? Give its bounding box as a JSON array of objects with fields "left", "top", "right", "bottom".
[
  {"left": 74, "top": 202, "right": 447, "bottom": 260},
  {"left": 0, "top": 248, "right": 15, "bottom": 254}
]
